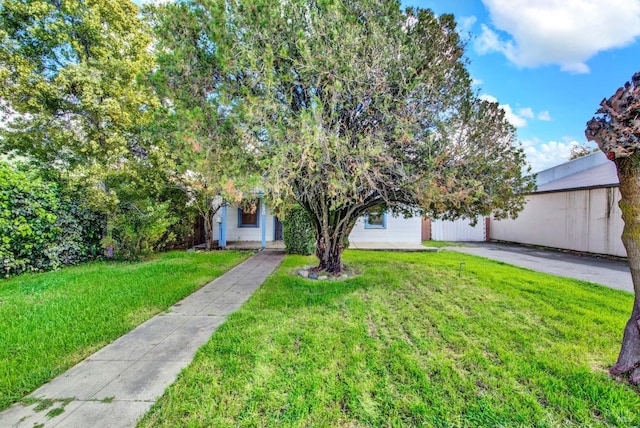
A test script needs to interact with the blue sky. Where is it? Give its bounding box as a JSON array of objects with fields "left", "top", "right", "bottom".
[{"left": 402, "top": 0, "right": 640, "bottom": 172}]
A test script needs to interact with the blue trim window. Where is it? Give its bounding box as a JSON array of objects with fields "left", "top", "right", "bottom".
[
  {"left": 365, "top": 207, "right": 387, "bottom": 229},
  {"left": 238, "top": 201, "right": 260, "bottom": 228}
]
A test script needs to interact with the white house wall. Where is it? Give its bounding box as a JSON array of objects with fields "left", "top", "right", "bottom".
[
  {"left": 348, "top": 214, "right": 421, "bottom": 243},
  {"left": 210, "top": 205, "right": 277, "bottom": 242},
  {"left": 212, "top": 206, "right": 421, "bottom": 244},
  {"left": 490, "top": 187, "right": 626, "bottom": 257},
  {"left": 225, "top": 205, "right": 276, "bottom": 242}
]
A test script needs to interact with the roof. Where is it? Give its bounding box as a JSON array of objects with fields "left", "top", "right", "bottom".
[{"left": 533, "top": 151, "right": 619, "bottom": 193}]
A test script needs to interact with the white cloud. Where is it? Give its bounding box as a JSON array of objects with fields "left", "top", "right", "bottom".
[
  {"left": 500, "top": 104, "right": 527, "bottom": 128},
  {"left": 458, "top": 16, "right": 477, "bottom": 33},
  {"left": 522, "top": 138, "right": 581, "bottom": 172},
  {"left": 518, "top": 107, "right": 534, "bottom": 119},
  {"left": 471, "top": 77, "right": 483, "bottom": 86},
  {"left": 476, "top": 0, "right": 640, "bottom": 73},
  {"left": 538, "top": 110, "right": 552, "bottom": 121},
  {"left": 479, "top": 94, "right": 528, "bottom": 128},
  {"left": 475, "top": 24, "right": 508, "bottom": 55},
  {"left": 479, "top": 94, "right": 498, "bottom": 103}
]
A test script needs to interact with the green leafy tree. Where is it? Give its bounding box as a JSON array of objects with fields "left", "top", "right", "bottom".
[
  {"left": 586, "top": 72, "right": 640, "bottom": 383},
  {"left": 0, "top": 0, "right": 172, "bottom": 256},
  {"left": 145, "top": 1, "right": 261, "bottom": 250},
  {"left": 187, "top": 0, "right": 534, "bottom": 272}
]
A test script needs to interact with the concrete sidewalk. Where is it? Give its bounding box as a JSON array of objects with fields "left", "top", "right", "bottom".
[
  {"left": 349, "top": 242, "right": 437, "bottom": 252},
  {"left": 446, "top": 242, "right": 633, "bottom": 293},
  {"left": 0, "top": 249, "right": 285, "bottom": 428}
]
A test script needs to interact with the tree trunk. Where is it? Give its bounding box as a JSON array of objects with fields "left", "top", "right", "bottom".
[
  {"left": 312, "top": 207, "right": 358, "bottom": 274},
  {"left": 203, "top": 210, "right": 214, "bottom": 250},
  {"left": 316, "top": 233, "right": 345, "bottom": 274},
  {"left": 611, "top": 155, "right": 640, "bottom": 383}
]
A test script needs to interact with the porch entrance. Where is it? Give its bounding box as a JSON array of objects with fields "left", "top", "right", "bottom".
[{"left": 274, "top": 217, "right": 283, "bottom": 241}]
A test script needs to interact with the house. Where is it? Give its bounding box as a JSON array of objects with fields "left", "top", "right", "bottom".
[
  {"left": 206, "top": 197, "right": 422, "bottom": 248},
  {"left": 490, "top": 151, "right": 625, "bottom": 257}
]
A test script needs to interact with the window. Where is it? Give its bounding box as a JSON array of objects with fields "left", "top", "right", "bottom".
[
  {"left": 238, "top": 201, "right": 260, "bottom": 228},
  {"left": 365, "top": 207, "right": 387, "bottom": 229}
]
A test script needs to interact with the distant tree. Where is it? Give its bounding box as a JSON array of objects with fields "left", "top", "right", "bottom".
[
  {"left": 569, "top": 143, "right": 597, "bottom": 161},
  {"left": 191, "top": 0, "right": 534, "bottom": 272},
  {"left": 586, "top": 72, "right": 640, "bottom": 383}
]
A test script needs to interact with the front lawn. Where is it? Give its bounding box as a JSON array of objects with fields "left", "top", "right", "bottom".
[
  {"left": 422, "top": 240, "right": 465, "bottom": 248},
  {"left": 140, "top": 250, "right": 640, "bottom": 427},
  {"left": 0, "top": 250, "right": 252, "bottom": 411}
]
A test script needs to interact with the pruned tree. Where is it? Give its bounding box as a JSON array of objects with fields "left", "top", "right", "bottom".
[
  {"left": 586, "top": 72, "right": 640, "bottom": 383},
  {"left": 150, "top": 0, "right": 534, "bottom": 272}
]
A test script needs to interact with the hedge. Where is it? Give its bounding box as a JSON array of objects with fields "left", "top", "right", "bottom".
[
  {"left": 283, "top": 205, "right": 316, "bottom": 255},
  {"left": 0, "top": 162, "right": 103, "bottom": 277}
]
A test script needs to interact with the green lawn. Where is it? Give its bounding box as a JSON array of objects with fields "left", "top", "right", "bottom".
[
  {"left": 140, "top": 250, "right": 640, "bottom": 427},
  {"left": 422, "top": 240, "right": 466, "bottom": 248},
  {"left": 0, "top": 250, "right": 252, "bottom": 411}
]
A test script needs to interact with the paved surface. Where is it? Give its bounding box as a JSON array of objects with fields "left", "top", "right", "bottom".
[
  {"left": 350, "top": 242, "right": 437, "bottom": 252},
  {"left": 0, "top": 249, "right": 285, "bottom": 428},
  {"left": 217, "top": 241, "right": 433, "bottom": 252},
  {"left": 446, "top": 242, "right": 633, "bottom": 293}
]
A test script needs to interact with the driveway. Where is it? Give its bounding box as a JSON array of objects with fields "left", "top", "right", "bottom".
[{"left": 445, "top": 242, "right": 633, "bottom": 293}]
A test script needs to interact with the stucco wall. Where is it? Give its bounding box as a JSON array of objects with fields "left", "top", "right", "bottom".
[
  {"left": 348, "top": 213, "right": 421, "bottom": 243},
  {"left": 491, "top": 187, "right": 626, "bottom": 257}
]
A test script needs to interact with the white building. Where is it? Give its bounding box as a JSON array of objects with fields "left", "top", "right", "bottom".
[
  {"left": 490, "top": 152, "right": 625, "bottom": 257},
  {"left": 208, "top": 200, "right": 422, "bottom": 248}
]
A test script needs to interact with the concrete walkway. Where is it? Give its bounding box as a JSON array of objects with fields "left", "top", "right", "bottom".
[
  {"left": 446, "top": 242, "right": 633, "bottom": 293},
  {"left": 349, "top": 242, "right": 437, "bottom": 252},
  {"left": 0, "top": 249, "right": 285, "bottom": 428}
]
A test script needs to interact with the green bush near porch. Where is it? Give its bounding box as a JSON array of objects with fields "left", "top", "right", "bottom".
[{"left": 283, "top": 205, "right": 315, "bottom": 255}]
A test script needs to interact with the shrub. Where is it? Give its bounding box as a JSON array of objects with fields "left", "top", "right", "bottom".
[
  {"left": 109, "top": 201, "right": 176, "bottom": 260},
  {"left": 283, "top": 205, "right": 316, "bottom": 255},
  {"left": 0, "top": 162, "right": 103, "bottom": 277}
]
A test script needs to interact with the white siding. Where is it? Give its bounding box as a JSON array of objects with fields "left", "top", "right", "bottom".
[
  {"left": 216, "top": 205, "right": 421, "bottom": 243},
  {"left": 491, "top": 187, "right": 626, "bottom": 257},
  {"left": 348, "top": 213, "right": 421, "bottom": 243},
  {"left": 431, "top": 218, "right": 486, "bottom": 241},
  {"left": 224, "top": 204, "right": 277, "bottom": 242},
  {"left": 210, "top": 204, "right": 277, "bottom": 242}
]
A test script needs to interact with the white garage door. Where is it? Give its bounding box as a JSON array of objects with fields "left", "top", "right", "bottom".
[{"left": 431, "top": 218, "right": 486, "bottom": 241}]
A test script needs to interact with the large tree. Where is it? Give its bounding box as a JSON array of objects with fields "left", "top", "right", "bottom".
[
  {"left": 230, "top": 0, "right": 534, "bottom": 272},
  {"left": 0, "top": 0, "right": 169, "bottom": 254},
  {"left": 586, "top": 72, "right": 640, "bottom": 383},
  {"left": 149, "top": 0, "right": 534, "bottom": 272}
]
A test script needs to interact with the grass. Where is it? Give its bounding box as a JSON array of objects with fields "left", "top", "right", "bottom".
[
  {"left": 422, "top": 240, "right": 466, "bottom": 248},
  {"left": 0, "top": 250, "right": 252, "bottom": 411},
  {"left": 140, "top": 250, "right": 640, "bottom": 427}
]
